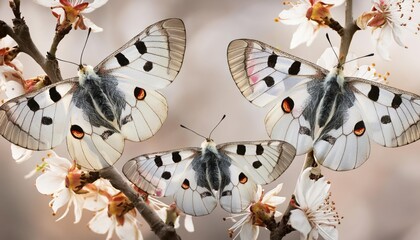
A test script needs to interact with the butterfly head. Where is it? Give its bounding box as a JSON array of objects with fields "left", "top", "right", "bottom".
[
  {"left": 78, "top": 64, "right": 98, "bottom": 85},
  {"left": 201, "top": 138, "right": 217, "bottom": 153}
]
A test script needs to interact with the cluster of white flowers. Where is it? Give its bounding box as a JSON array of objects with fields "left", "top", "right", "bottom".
[{"left": 277, "top": 0, "right": 419, "bottom": 59}]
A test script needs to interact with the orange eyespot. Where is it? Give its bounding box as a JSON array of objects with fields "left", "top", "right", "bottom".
[
  {"left": 70, "top": 125, "right": 84, "bottom": 139},
  {"left": 134, "top": 87, "right": 146, "bottom": 100},
  {"left": 281, "top": 97, "right": 294, "bottom": 113},
  {"left": 182, "top": 179, "right": 190, "bottom": 190},
  {"left": 353, "top": 121, "right": 366, "bottom": 136},
  {"left": 239, "top": 172, "right": 248, "bottom": 184}
]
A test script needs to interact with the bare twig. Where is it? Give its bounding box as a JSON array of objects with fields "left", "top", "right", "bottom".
[
  {"left": 99, "top": 167, "right": 181, "bottom": 240},
  {"left": 0, "top": 0, "right": 64, "bottom": 83},
  {"left": 338, "top": 0, "right": 360, "bottom": 67}
]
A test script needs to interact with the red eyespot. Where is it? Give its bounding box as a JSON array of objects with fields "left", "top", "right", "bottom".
[
  {"left": 134, "top": 87, "right": 146, "bottom": 100},
  {"left": 70, "top": 125, "right": 84, "bottom": 139},
  {"left": 281, "top": 97, "right": 294, "bottom": 113}
]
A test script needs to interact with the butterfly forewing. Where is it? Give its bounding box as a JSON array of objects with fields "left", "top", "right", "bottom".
[
  {"left": 227, "top": 39, "right": 327, "bottom": 107},
  {"left": 96, "top": 18, "right": 186, "bottom": 90},
  {"left": 0, "top": 79, "right": 78, "bottom": 150}
]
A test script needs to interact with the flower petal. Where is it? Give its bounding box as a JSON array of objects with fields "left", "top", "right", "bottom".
[
  {"left": 33, "top": 0, "right": 61, "bottom": 8},
  {"left": 372, "top": 25, "right": 393, "bottom": 60},
  {"left": 239, "top": 218, "right": 259, "bottom": 240},
  {"left": 35, "top": 172, "right": 65, "bottom": 194},
  {"left": 89, "top": 209, "right": 113, "bottom": 234},
  {"left": 115, "top": 215, "right": 143, "bottom": 240},
  {"left": 278, "top": 3, "right": 309, "bottom": 25},
  {"left": 290, "top": 20, "right": 318, "bottom": 49},
  {"left": 82, "top": 16, "right": 103, "bottom": 32},
  {"left": 184, "top": 215, "right": 195, "bottom": 232},
  {"left": 83, "top": 0, "right": 108, "bottom": 13},
  {"left": 289, "top": 209, "right": 312, "bottom": 239},
  {"left": 11, "top": 144, "right": 32, "bottom": 163},
  {"left": 318, "top": 225, "right": 338, "bottom": 240}
]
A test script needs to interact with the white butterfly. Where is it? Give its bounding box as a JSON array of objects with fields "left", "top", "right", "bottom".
[
  {"left": 123, "top": 138, "right": 296, "bottom": 216},
  {"left": 227, "top": 39, "right": 420, "bottom": 171},
  {"left": 0, "top": 19, "right": 186, "bottom": 170}
]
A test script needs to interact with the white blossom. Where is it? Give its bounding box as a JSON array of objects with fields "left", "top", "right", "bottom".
[
  {"left": 226, "top": 184, "right": 285, "bottom": 240},
  {"left": 34, "top": 0, "right": 108, "bottom": 32},
  {"left": 289, "top": 168, "right": 341, "bottom": 240},
  {"left": 277, "top": 0, "right": 345, "bottom": 49}
]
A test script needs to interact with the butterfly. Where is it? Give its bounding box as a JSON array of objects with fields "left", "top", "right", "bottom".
[
  {"left": 227, "top": 39, "right": 420, "bottom": 171},
  {"left": 0, "top": 18, "right": 186, "bottom": 170},
  {"left": 123, "top": 138, "right": 296, "bottom": 216}
]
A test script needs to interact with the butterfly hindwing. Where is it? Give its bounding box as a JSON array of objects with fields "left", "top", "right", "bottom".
[
  {"left": 218, "top": 140, "right": 296, "bottom": 185},
  {"left": 0, "top": 79, "right": 78, "bottom": 150},
  {"left": 227, "top": 39, "right": 327, "bottom": 107},
  {"left": 349, "top": 78, "right": 420, "bottom": 147},
  {"left": 173, "top": 163, "right": 218, "bottom": 216},
  {"left": 313, "top": 100, "right": 371, "bottom": 170},
  {"left": 265, "top": 82, "right": 324, "bottom": 155},
  {"left": 117, "top": 81, "right": 168, "bottom": 142},
  {"left": 217, "top": 140, "right": 296, "bottom": 213}
]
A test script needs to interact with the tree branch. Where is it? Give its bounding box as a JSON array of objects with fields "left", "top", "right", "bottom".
[
  {"left": 338, "top": 0, "right": 360, "bottom": 66},
  {"left": 99, "top": 167, "right": 181, "bottom": 240},
  {"left": 0, "top": 0, "right": 64, "bottom": 83}
]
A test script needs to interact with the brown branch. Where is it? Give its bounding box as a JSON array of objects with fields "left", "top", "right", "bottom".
[
  {"left": 0, "top": 0, "right": 64, "bottom": 83},
  {"left": 99, "top": 167, "right": 181, "bottom": 240},
  {"left": 338, "top": 0, "right": 360, "bottom": 67}
]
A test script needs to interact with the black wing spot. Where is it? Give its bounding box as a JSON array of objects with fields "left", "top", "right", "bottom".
[
  {"left": 201, "top": 191, "right": 213, "bottom": 198},
  {"left": 41, "top": 116, "right": 53, "bottom": 125},
  {"left": 236, "top": 145, "right": 246, "bottom": 155},
  {"left": 391, "top": 94, "right": 402, "bottom": 108},
  {"left": 27, "top": 98, "right": 40, "bottom": 111},
  {"left": 256, "top": 144, "right": 264, "bottom": 155},
  {"left": 263, "top": 76, "right": 275, "bottom": 87},
  {"left": 252, "top": 161, "right": 262, "bottom": 169},
  {"left": 162, "top": 171, "right": 171, "bottom": 180},
  {"left": 172, "top": 151, "right": 182, "bottom": 163},
  {"left": 154, "top": 156, "right": 163, "bottom": 167},
  {"left": 143, "top": 61, "right": 153, "bottom": 72},
  {"left": 267, "top": 54, "right": 278, "bottom": 68},
  {"left": 101, "top": 130, "right": 114, "bottom": 140},
  {"left": 368, "top": 85, "right": 380, "bottom": 101},
  {"left": 221, "top": 191, "right": 232, "bottom": 197},
  {"left": 381, "top": 115, "right": 392, "bottom": 124},
  {"left": 49, "top": 86, "right": 61, "bottom": 102},
  {"left": 322, "top": 135, "right": 337, "bottom": 145},
  {"left": 299, "top": 126, "right": 311, "bottom": 136},
  {"left": 135, "top": 40, "right": 147, "bottom": 54},
  {"left": 288, "top": 61, "right": 301, "bottom": 75},
  {"left": 115, "top": 53, "right": 129, "bottom": 66},
  {"left": 121, "top": 114, "right": 133, "bottom": 125}
]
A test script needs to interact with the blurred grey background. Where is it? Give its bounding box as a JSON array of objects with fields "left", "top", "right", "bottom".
[{"left": 1, "top": 1, "right": 420, "bottom": 239}]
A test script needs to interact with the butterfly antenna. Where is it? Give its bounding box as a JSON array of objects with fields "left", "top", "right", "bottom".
[
  {"left": 48, "top": 52, "right": 79, "bottom": 67},
  {"left": 180, "top": 124, "right": 207, "bottom": 140},
  {"left": 325, "top": 33, "right": 339, "bottom": 63},
  {"left": 343, "top": 53, "right": 375, "bottom": 65},
  {"left": 79, "top": 28, "right": 92, "bottom": 66},
  {"left": 209, "top": 114, "right": 226, "bottom": 139}
]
